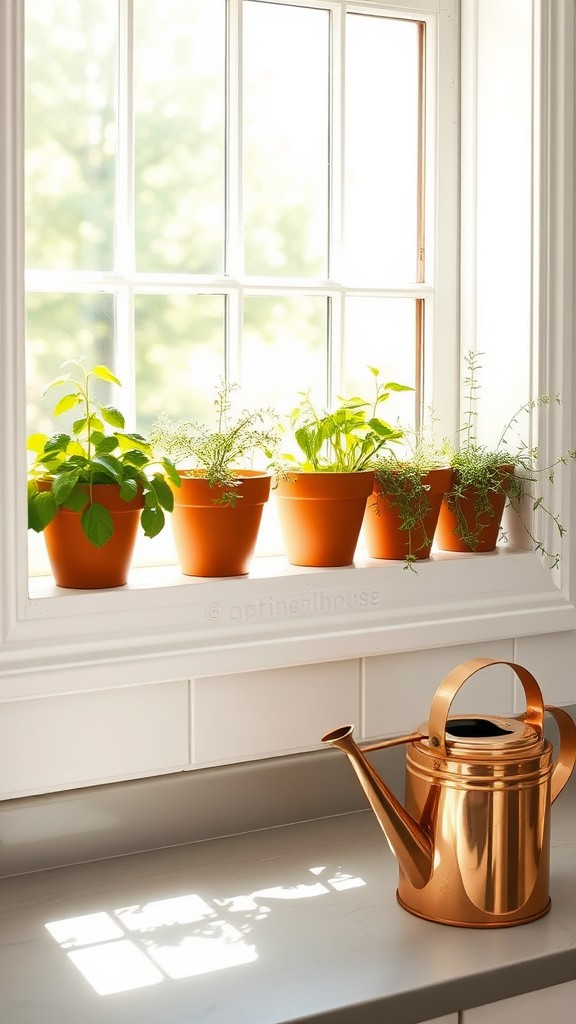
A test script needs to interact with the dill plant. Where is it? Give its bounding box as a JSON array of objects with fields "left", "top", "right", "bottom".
[{"left": 150, "top": 382, "right": 280, "bottom": 506}]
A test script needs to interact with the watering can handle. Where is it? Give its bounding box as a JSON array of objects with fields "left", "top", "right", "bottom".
[
  {"left": 428, "top": 658, "right": 576, "bottom": 799},
  {"left": 545, "top": 705, "right": 576, "bottom": 802},
  {"left": 427, "top": 657, "right": 546, "bottom": 756}
]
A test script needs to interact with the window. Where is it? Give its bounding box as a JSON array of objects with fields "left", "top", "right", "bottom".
[
  {"left": 10, "top": 0, "right": 575, "bottom": 694},
  {"left": 24, "top": 0, "right": 456, "bottom": 573}
]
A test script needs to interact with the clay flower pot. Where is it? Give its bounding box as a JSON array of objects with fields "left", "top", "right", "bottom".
[
  {"left": 364, "top": 467, "right": 453, "bottom": 561},
  {"left": 39, "top": 482, "right": 144, "bottom": 589},
  {"left": 434, "top": 465, "right": 515, "bottom": 553},
  {"left": 274, "top": 470, "right": 375, "bottom": 567},
  {"left": 169, "top": 470, "right": 271, "bottom": 577}
]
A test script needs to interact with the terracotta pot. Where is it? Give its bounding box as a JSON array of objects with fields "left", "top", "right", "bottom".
[
  {"left": 274, "top": 470, "right": 375, "bottom": 567},
  {"left": 363, "top": 467, "right": 453, "bottom": 561},
  {"left": 169, "top": 470, "right": 271, "bottom": 577},
  {"left": 39, "top": 481, "right": 144, "bottom": 589},
  {"left": 434, "top": 466, "right": 514, "bottom": 553}
]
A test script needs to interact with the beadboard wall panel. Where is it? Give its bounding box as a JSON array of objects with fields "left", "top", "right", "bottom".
[
  {"left": 515, "top": 632, "right": 576, "bottom": 706},
  {"left": 0, "top": 680, "right": 189, "bottom": 797},
  {"left": 363, "top": 639, "right": 516, "bottom": 738},
  {"left": 1, "top": 632, "right": 576, "bottom": 800},
  {"left": 192, "top": 658, "right": 360, "bottom": 765}
]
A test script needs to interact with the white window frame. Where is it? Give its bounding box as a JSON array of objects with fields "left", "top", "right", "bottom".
[{"left": 1, "top": 0, "right": 575, "bottom": 704}]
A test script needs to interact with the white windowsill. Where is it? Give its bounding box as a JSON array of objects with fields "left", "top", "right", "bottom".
[{"left": 0, "top": 545, "right": 573, "bottom": 700}]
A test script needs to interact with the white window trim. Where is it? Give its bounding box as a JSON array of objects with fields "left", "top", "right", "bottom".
[{"left": 1, "top": 0, "right": 575, "bottom": 703}]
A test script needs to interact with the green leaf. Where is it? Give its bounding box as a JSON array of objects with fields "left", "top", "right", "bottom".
[
  {"left": 295, "top": 425, "right": 323, "bottom": 462},
  {"left": 95, "top": 435, "right": 120, "bottom": 455},
  {"left": 27, "top": 432, "right": 48, "bottom": 454},
  {"left": 81, "top": 502, "right": 114, "bottom": 547},
  {"left": 62, "top": 483, "right": 89, "bottom": 512},
  {"left": 339, "top": 397, "right": 368, "bottom": 410},
  {"left": 35, "top": 453, "right": 66, "bottom": 474},
  {"left": 28, "top": 490, "right": 57, "bottom": 531},
  {"left": 72, "top": 417, "right": 88, "bottom": 435},
  {"left": 68, "top": 440, "right": 87, "bottom": 457},
  {"left": 87, "top": 414, "right": 104, "bottom": 433},
  {"left": 43, "top": 432, "right": 71, "bottom": 455},
  {"left": 367, "top": 417, "right": 396, "bottom": 438},
  {"left": 52, "top": 468, "right": 81, "bottom": 504},
  {"left": 39, "top": 374, "right": 70, "bottom": 398},
  {"left": 90, "top": 365, "right": 121, "bottom": 387},
  {"left": 91, "top": 454, "right": 123, "bottom": 482},
  {"left": 100, "top": 405, "right": 125, "bottom": 429},
  {"left": 382, "top": 382, "right": 415, "bottom": 393},
  {"left": 160, "top": 458, "right": 181, "bottom": 487},
  {"left": 121, "top": 448, "right": 150, "bottom": 468},
  {"left": 115, "top": 432, "right": 150, "bottom": 453},
  {"left": 119, "top": 478, "right": 139, "bottom": 502},
  {"left": 53, "top": 393, "right": 82, "bottom": 416},
  {"left": 151, "top": 474, "right": 174, "bottom": 512},
  {"left": 141, "top": 505, "right": 165, "bottom": 539}
]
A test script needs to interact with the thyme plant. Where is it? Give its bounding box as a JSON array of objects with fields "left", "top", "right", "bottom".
[{"left": 442, "top": 351, "right": 576, "bottom": 564}]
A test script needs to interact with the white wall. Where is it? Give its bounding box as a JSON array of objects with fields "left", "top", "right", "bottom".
[{"left": 1, "top": 631, "right": 575, "bottom": 799}]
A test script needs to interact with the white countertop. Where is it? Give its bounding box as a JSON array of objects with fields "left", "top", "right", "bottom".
[{"left": 0, "top": 779, "right": 575, "bottom": 1024}]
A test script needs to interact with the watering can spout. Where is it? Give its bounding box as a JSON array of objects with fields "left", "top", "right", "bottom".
[{"left": 321, "top": 725, "right": 433, "bottom": 890}]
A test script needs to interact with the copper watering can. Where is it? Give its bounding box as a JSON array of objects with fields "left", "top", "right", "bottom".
[{"left": 322, "top": 658, "right": 576, "bottom": 928}]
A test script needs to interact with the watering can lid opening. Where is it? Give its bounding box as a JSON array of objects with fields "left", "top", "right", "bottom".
[{"left": 419, "top": 713, "right": 541, "bottom": 752}]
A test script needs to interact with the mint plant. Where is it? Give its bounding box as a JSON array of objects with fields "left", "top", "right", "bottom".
[
  {"left": 279, "top": 367, "right": 411, "bottom": 473},
  {"left": 27, "top": 360, "right": 180, "bottom": 547}
]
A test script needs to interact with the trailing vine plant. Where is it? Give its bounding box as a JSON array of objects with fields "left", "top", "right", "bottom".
[{"left": 372, "top": 419, "right": 446, "bottom": 571}]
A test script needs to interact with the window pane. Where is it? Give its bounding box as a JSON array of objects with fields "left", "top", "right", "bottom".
[
  {"left": 134, "top": 0, "right": 226, "bottom": 273},
  {"left": 135, "top": 294, "right": 225, "bottom": 430},
  {"left": 345, "top": 15, "right": 421, "bottom": 283},
  {"left": 25, "top": 0, "right": 117, "bottom": 271},
  {"left": 243, "top": 2, "right": 329, "bottom": 277},
  {"left": 26, "top": 292, "right": 115, "bottom": 434},
  {"left": 242, "top": 296, "right": 327, "bottom": 413},
  {"left": 342, "top": 297, "right": 418, "bottom": 424}
]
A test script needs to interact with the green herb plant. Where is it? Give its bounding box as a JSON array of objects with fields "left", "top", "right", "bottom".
[
  {"left": 27, "top": 360, "right": 180, "bottom": 547},
  {"left": 372, "top": 419, "right": 447, "bottom": 571},
  {"left": 150, "top": 382, "right": 280, "bottom": 506},
  {"left": 278, "top": 367, "right": 412, "bottom": 474},
  {"left": 441, "top": 350, "right": 576, "bottom": 565}
]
